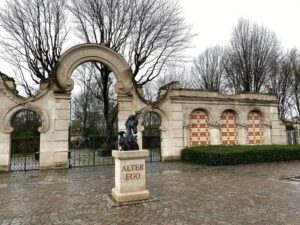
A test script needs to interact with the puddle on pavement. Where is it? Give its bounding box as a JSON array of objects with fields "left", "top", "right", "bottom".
[{"left": 286, "top": 176, "right": 300, "bottom": 183}]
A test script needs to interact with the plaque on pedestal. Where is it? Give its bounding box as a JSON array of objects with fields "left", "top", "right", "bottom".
[{"left": 111, "top": 150, "right": 149, "bottom": 203}]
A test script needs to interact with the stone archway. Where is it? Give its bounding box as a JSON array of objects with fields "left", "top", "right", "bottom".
[
  {"left": 220, "top": 110, "right": 239, "bottom": 145},
  {"left": 55, "top": 44, "right": 134, "bottom": 95},
  {"left": 1, "top": 103, "right": 50, "bottom": 134},
  {"left": 55, "top": 44, "right": 137, "bottom": 134},
  {"left": 52, "top": 44, "right": 138, "bottom": 167},
  {"left": 137, "top": 107, "right": 169, "bottom": 160},
  {"left": 10, "top": 109, "right": 42, "bottom": 171},
  {"left": 0, "top": 103, "right": 50, "bottom": 171}
]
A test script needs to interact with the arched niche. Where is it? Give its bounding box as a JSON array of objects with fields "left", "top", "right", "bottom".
[
  {"left": 220, "top": 109, "right": 239, "bottom": 145},
  {"left": 183, "top": 106, "right": 213, "bottom": 127},
  {"left": 55, "top": 44, "right": 134, "bottom": 95},
  {"left": 218, "top": 106, "right": 242, "bottom": 125},
  {"left": 246, "top": 107, "right": 268, "bottom": 125},
  {"left": 247, "top": 110, "right": 264, "bottom": 144},
  {"left": 189, "top": 109, "right": 210, "bottom": 146}
]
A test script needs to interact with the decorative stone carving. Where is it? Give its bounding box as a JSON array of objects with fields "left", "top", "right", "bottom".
[
  {"left": 1, "top": 103, "right": 50, "bottom": 134},
  {"left": 55, "top": 44, "right": 134, "bottom": 95}
]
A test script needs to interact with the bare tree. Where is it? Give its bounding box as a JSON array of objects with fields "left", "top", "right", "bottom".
[
  {"left": 69, "top": 0, "right": 193, "bottom": 151},
  {"left": 143, "top": 66, "right": 193, "bottom": 101},
  {"left": 191, "top": 46, "right": 224, "bottom": 92},
  {"left": 0, "top": 0, "right": 68, "bottom": 96},
  {"left": 72, "top": 62, "right": 118, "bottom": 133},
  {"left": 223, "top": 18, "right": 280, "bottom": 94},
  {"left": 69, "top": 0, "right": 193, "bottom": 86},
  {"left": 271, "top": 52, "right": 294, "bottom": 119},
  {"left": 128, "top": 0, "right": 193, "bottom": 85},
  {"left": 289, "top": 49, "right": 300, "bottom": 117}
]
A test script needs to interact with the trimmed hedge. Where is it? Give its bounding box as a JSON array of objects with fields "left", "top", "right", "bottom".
[{"left": 181, "top": 145, "right": 300, "bottom": 165}]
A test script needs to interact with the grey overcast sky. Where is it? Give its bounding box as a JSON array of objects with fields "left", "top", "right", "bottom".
[
  {"left": 0, "top": 0, "right": 300, "bottom": 76},
  {"left": 180, "top": 0, "right": 300, "bottom": 56}
]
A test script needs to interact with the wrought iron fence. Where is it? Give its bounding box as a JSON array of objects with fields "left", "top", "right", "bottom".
[{"left": 68, "top": 135, "right": 161, "bottom": 167}]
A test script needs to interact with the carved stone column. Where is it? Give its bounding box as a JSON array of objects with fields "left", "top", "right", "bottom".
[{"left": 0, "top": 132, "right": 11, "bottom": 171}]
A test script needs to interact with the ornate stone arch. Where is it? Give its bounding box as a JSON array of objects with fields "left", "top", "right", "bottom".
[
  {"left": 219, "top": 107, "right": 241, "bottom": 145},
  {"left": 55, "top": 44, "right": 134, "bottom": 95},
  {"left": 246, "top": 107, "right": 269, "bottom": 124},
  {"left": 218, "top": 107, "right": 242, "bottom": 124},
  {"left": 188, "top": 108, "right": 211, "bottom": 146},
  {"left": 246, "top": 108, "right": 265, "bottom": 145},
  {"left": 183, "top": 106, "right": 213, "bottom": 127},
  {"left": 1, "top": 103, "right": 50, "bottom": 134},
  {"left": 138, "top": 107, "right": 169, "bottom": 132}
]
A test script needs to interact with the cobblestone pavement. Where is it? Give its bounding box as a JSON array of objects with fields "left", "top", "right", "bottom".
[{"left": 1, "top": 161, "right": 300, "bottom": 225}]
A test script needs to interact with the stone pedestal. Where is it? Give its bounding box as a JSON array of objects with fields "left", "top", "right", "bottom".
[{"left": 112, "top": 150, "right": 149, "bottom": 203}]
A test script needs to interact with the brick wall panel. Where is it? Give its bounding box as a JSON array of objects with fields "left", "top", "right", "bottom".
[
  {"left": 189, "top": 110, "right": 210, "bottom": 146},
  {"left": 220, "top": 111, "right": 238, "bottom": 145},
  {"left": 247, "top": 111, "right": 264, "bottom": 144}
]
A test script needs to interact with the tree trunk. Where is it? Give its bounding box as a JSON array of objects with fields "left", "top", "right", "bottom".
[{"left": 101, "top": 67, "right": 115, "bottom": 154}]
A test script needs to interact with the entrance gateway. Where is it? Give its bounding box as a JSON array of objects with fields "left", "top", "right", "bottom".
[{"left": 0, "top": 44, "right": 287, "bottom": 171}]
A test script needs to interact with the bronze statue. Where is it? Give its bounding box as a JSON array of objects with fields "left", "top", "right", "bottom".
[{"left": 118, "top": 113, "right": 139, "bottom": 151}]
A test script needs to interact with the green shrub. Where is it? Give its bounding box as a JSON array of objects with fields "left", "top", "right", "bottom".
[{"left": 181, "top": 145, "right": 300, "bottom": 166}]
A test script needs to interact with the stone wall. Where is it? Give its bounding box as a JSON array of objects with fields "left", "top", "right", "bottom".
[
  {"left": 0, "top": 44, "right": 288, "bottom": 171},
  {"left": 0, "top": 74, "right": 70, "bottom": 171},
  {"left": 152, "top": 89, "right": 287, "bottom": 161}
]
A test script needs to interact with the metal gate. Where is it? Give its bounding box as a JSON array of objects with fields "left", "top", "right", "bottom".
[
  {"left": 10, "top": 110, "right": 41, "bottom": 172},
  {"left": 10, "top": 137, "right": 40, "bottom": 171},
  {"left": 69, "top": 137, "right": 115, "bottom": 167},
  {"left": 68, "top": 136, "right": 161, "bottom": 167},
  {"left": 143, "top": 112, "right": 162, "bottom": 163},
  {"left": 146, "top": 150, "right": 161, "bottom": 163}
]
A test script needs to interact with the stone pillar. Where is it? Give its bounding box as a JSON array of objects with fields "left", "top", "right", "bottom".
[
  {"left": 271, "top": 120, "right": 287, "bottom": 144},
  {"left": 112, "top": 150, "right": 149, "bottom": 203},
  {"left": 270, "top": 107, "right": 287, "bottom": 145},
  {"left": 40, "top": 93, "right": 69, "bottom": 169},
  {"left": 183, "top": 125, "right": 189, "bottom": 147},
  {"left": 159, "top": 125, "right": 170, "bottom": 161},
  {"left": 237, "top": 124, "right": 247, "bottom": 145},
  {"left": 53, "top": 94, "right": 70, "bottom": 168},
  {"left": 210, "top": 126, "right": 220, "bottom": 145},
  {"left": 137, "top": 125, "right": 144, "bottom": 150},
  {"left": 263, "top": 124, "right": 272, "bottom": 144},
  {"left": 0, "top": 132, "right": 10, "bottom": 171}
]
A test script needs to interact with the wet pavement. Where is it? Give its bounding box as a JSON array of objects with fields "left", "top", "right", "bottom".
[{"left": 1, "top": 161, "right": 300, "bottom": 225}]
